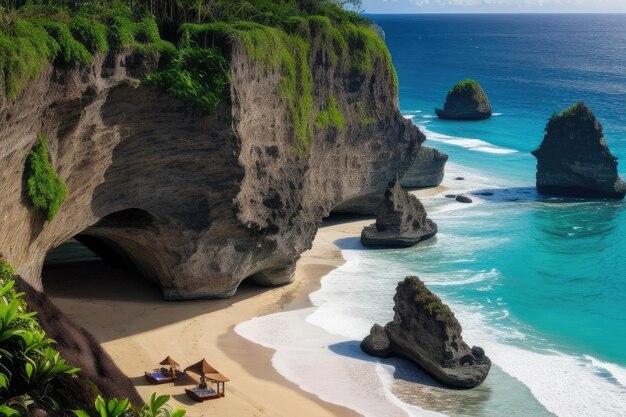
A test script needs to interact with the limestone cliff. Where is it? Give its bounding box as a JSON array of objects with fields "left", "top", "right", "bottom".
[
  {"left": 400, "top": 146, "right": 447, "bottom": 188},
  {"left": 0, "top": 37, "right": 422, "bottom": 298}
]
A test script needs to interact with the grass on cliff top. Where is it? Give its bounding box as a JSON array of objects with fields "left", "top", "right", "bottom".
[
  {"left": 180, "top": 16, "right": 394, "bottom": 156},
  {"left": 26, "top": 134, "right": 67, "bottom": 220},
  {"left": 0, "top": 4, "right": 172, "bottom": 100},
  {"left": 405, "top": 276, "right": 455, "bottom": 320},
  {"left": 449, "top": 79, "right": 484, "bottom": 95}
]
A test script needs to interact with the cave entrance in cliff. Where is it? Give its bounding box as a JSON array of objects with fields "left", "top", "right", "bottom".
[{"left": 41, "top": 209, "right": 162, "bottom": 298}]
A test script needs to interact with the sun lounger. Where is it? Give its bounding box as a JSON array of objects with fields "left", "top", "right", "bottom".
[
  {"left": 144, "top": 369, "right": 178, "bottom": 384},
  {"left": 185, "top": 386, "right": 221, "bottom": 402}
]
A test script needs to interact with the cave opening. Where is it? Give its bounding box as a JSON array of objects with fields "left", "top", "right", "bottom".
[{"left": 41, "top": 209, "right": 162, "bottom": 300}]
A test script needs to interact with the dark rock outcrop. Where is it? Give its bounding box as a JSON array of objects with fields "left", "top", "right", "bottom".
[
  {"left": 435, "top": 80, "right": 492, "bottom": 121},
  {"left": 361, "top": 179, "right": 437, "bottom": 247},
  {"left": 0, "top": 36, "right": 423, "bottom": 299},
  {"left": 360, "top": 323, "right": 391, "bottom": 358},
  {"left": 531, "top": 102, "right": 626, "bottom": 199},
  {"left": 400, "top": 146, "right": 448, "bottom": 188},
  {"left": 455, "top": 195, "right": 472, "bottom": 203},
  {"left": 362, "top": 276, "right": 491, "bottom": 388}
]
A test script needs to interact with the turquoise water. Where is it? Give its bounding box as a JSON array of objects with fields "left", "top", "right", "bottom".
[
  {"left": 371, "top": 12, "right": 626, "bottom": 368},
  {"left": 238, "top": 14, "right": 626, "bottom": 417},
  {"left": 311, "top": 13, "right": 626, "bottom": 415}
]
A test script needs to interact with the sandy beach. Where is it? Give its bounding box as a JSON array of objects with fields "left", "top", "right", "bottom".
[{"left": 45, "top": 186, "right": 446, "bottom": 417}]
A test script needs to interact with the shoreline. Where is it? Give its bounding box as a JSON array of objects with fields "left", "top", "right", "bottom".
[{"left": 45, "top": 185, "right": 446, "bottom": 417}]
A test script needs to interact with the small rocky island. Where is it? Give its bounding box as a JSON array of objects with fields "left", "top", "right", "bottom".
[
  {"left": 435, "top": 79, "right": 492, "bottom": 120},
  {"left": 400, "top": 146, "right": 448, "bottom": 188},
  {"left": 361, "top": 178, "right": 437, "bottom": 247},
  {"left": 361, "top": 276, "right": 491, "bottom": 388},
  {"left": 532, "top": 102, "right": 626, "bottom": 199}
]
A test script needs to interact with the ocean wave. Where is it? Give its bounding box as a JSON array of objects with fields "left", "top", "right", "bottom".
[
  {"left": 452, "top": 303, "right": 626, "bottom": 417},
  {"left": 426, "top": 268, "right": 500, "bottom": 287},
  {"left": 419, "top": 127, "right": 518, "bottom": 155}
]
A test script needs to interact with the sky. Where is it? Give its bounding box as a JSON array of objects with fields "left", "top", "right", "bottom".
[{"left": 362, "top": 0, "right": 626, "bottom": 13}]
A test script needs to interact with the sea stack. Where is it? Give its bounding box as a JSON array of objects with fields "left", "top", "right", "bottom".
[
  {"left": 361, "top": 276, "right": 491, "bottom": 388},
  {"left": 400, "top": 146, "right": 448, "bottom": 188},
  {"left": 361, "top": 178, "right": 437, "bottom": 247},
  {"left": 532, "top": 102, "right": 626, "bottom": 199},
  {"left": 435, "top": 79, "right": 492, "bottom": 120}
]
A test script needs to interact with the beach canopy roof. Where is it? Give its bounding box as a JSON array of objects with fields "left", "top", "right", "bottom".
[
  {"left": 159, "top": 356, "right": 180, "bottom": 367},
  {"left": 184, "top": 359, "right": 230, "bottom": 382}
]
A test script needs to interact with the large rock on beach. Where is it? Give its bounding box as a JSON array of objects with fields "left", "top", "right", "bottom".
[
  {"left": 435, "top": 80, "right": 492, "bottom": 120},
  {"left": 531, "top": 102, "right": 626, "bottom": 199},
  {"left": 400, "top": 146, "right": 448, "bottom": 188},
  {"left": 362, "top": 276, "right": 491, "bottom": 388},
  {"left": 361, "top": 178, "right": 437, "bottom": 247}
]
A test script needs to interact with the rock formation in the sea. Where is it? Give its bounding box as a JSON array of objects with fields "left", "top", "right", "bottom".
[
  {"left": 400, "top": 146, "right": 448, "bottom": 188},
  {"left": 455, "top": 195, "right": 472, "bottom": 203},
  {"left": 435, "top": 80, "right": 492, "bottom": 120},
  {"left": 0, "top": 33, "right": 422, "bottom": 299},
  {"left": 531, "top": 102, "right": 626, "bottom": 199},
  {"left": 361, "top": 178, "right": 437, "bottom": 247},
  {"left": 362, "top": 276, "right": 491, "bottom": 388}
]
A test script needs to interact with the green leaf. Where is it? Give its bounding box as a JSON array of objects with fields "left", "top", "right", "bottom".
[
  {"left": 0, "top": 405, "right": 19, "bottom": 416},
  {"left": 73, "top": 410, "right": 91, "bottom": 417},
  {"left": 172, "top": 409, "right": 187, "bottom": 417}
]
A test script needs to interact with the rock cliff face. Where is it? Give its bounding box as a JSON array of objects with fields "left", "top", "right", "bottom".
[
  {"left": 0, "top": 40, "right": 422, "bottom": 298},
  {"left": 361, "top": 179, "right": 437, "bottom": 247},
  {"left": 532, "top": 102, "right": 625, "bottom": 199},
  {"left": 435, "top": 80, "right": 492, "bottom": 121},
  {"left": 362, "top": 276, "right": 491, "bottom": 388},
  {"left": 400, "top": 146, "right": 448, "bottom": 188}
]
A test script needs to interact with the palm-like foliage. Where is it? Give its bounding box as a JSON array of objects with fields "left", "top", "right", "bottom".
[{"left": 0, "top": 261, "right": 80, "bottom": 414}]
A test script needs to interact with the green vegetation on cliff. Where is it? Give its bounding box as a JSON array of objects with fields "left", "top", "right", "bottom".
[
  {"left": 449, "top": 79, "right": 483, "bottom": 95},
  {"left": 1, "top": 0, "right": 395, "bottom": 157},
  {"left": 316, "top": 96, "right": 344, "bottom": 129},
  {"left": 26, "top": 134, "right": 68, "bottom": 220}
]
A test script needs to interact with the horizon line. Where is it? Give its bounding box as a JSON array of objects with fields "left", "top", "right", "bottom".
[{"left": 363, "top": 12, "right": 626, "bottom": 15}]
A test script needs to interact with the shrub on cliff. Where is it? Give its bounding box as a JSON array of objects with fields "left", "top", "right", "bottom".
[
  {"left": 0, "top": 260, "right": 80, "bottom": 414},
  {"left": 26, "top": 134, "right": 68, "bottom": 220},
  {"left": 143, "top": 46, "right": 229, "bottom": 113}
]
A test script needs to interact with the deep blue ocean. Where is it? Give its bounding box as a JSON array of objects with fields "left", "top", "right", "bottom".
[{"left": 237, "top": 14, "right": 626, "bottom": 417}]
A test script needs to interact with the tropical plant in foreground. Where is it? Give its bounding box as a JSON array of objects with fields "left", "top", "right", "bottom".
[
  {"left": 0, "top": 260, "right": 80, "bottom": 414},
  {"left": 73, "top": 393, "right": 186, "bottom": 417}
]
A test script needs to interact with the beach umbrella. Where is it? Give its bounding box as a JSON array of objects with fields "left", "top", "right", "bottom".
[
  {"left": 159, "top": 356, "right": 180, "bottom": 376},
  {"left": 184, "top": 359, "right": 230, "bottom": 382}
]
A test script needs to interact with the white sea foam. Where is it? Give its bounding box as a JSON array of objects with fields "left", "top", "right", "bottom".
[
  {"left": 420, "top": 126, "right": 518, "bottom": 155},
  {"left": 404, "top": 115, "right": 415, "bottom": 120},
  {"left": 450, "top": 303, "right": 626, "bottom": 417},
  {"left": 235, "top": 309, "right": 441, "bottom": 417}
]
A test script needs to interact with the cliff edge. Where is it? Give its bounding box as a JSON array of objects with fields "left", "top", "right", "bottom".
[{"left": 0, "top": 13, "right": 423, "bottom": 299}]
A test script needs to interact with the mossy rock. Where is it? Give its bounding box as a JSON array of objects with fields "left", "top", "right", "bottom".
[{"left": 435, "top": 79, "right": 492, "bottom": 120}]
